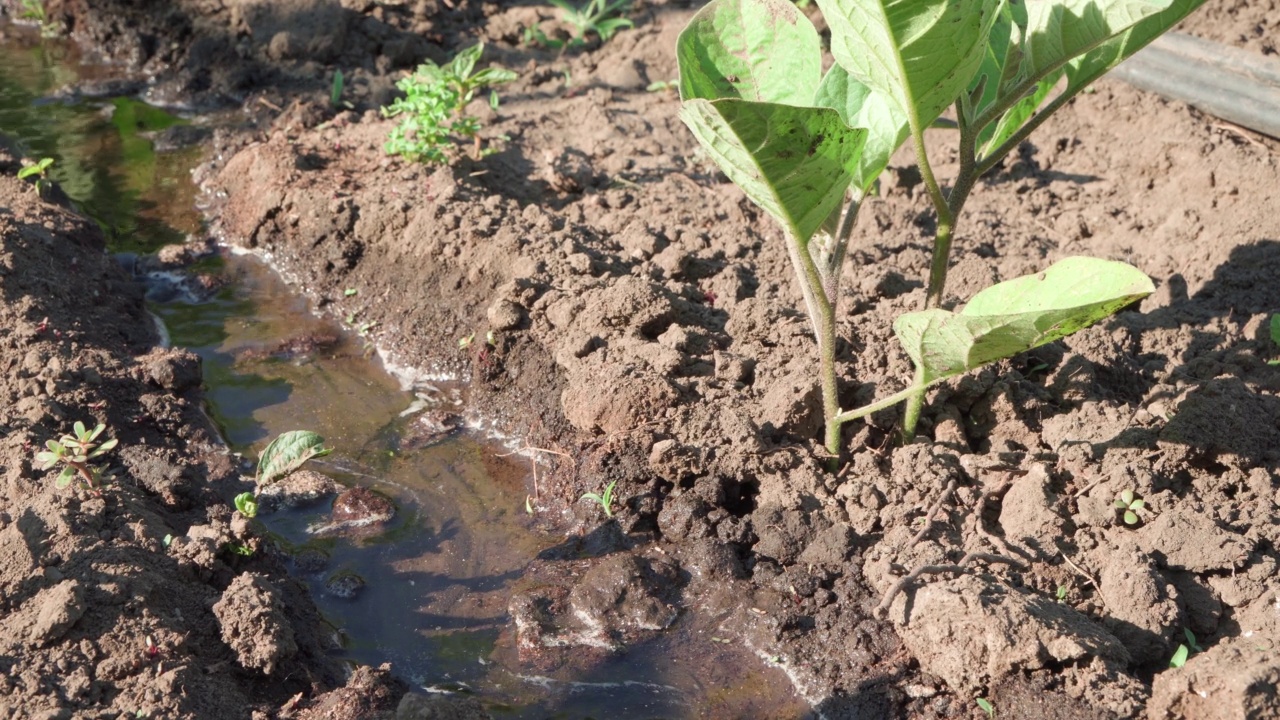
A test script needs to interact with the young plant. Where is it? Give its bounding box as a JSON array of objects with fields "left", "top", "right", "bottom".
[
  {"left": 1168, "top": 629, "right": 1202, "bottom": 670},
  {"left": 581, "top": 480, "right": 618, "bottom": 518},
  {"left": 256, "top": 430, "right": 333, "bottom": 486},
  {"left": 33, "top": 420, "right": 118, "bottom": 490},
  {"left": 676, "top": 0, "right": 1199, "bottom": 462},
  {"left": 550, "top": 0, "right": 633, "bottom": 45},
  {"left": 1115, "top": 488, "right": 1145, "bottom": 525},
  {"left": 17, "top": 156, "right": 54, "bottom": 195},
  {"left": 234, "top": 491, "right": 259, "bottom": 518},
  {"left": 381, "top": 43, "right": 517, "bottom": 164},
  {"left": 18, "top": 0, "right": 45, "bottom": 23},
  {"left": 976, "top": 697, "right": 996, "bottom": 719}
]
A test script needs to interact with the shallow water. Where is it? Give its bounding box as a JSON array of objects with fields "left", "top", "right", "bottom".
[{"left": 0, "top": 25, "right": 810, "bottom": 719}]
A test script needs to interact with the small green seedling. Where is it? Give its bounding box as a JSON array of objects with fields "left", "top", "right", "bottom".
[
  {"left": 1171, "top": 627, "right": 1206, "bottom": 667},
  {"left": 344, "top": 287, "right": 358, "bottom": 297},
  {"left": 234, "top": 492, "right": 258, "bottom": 518},
  {"left": 1056, "top": 584, "right": 1069, "bottom": 603},
  {"left": 677, "top": 0, "right": 1200, "bottom": 464},
  {"left": 18, "top": 0, "right": 45, "bottom": 23},
  {"left": 34, "top": 420, "right": 118, "bottom": 490},
  {"left": 225, "top": 542, "right": 254, "bottom": 557},
  {"left": 256, "top": 430, "right": 333, "bottom": 486},
  {"left": 17, "top": 157, "right": 54, "bottom": 195},
  {"left": 581, "top": 480, "right": 618, "bottom": 518},
  {"left": 1268, "top": 314, "right": 1279, "bottom": 365},
  {"left": 646, "top": 79, "right": 678, "bottom": 94},
  {"left": 976, "top": 697, "right": 995, "bottom": 719},
  {"left": 549, "top": 0, "right": 633, "bottom": 45},
  {"left": 1115, "top": 489, "right": 1145, "bottom": 525},
  {"left": 382, "top": 43, "right": 517, "bottom": 164},
  {"left": 459, "top": 333, "right": 475, "bottom": 350},
  {"left": 330, "top": 69, "right": 347, "bottom": 109}
]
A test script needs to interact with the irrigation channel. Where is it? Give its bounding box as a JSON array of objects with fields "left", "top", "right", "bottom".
[{"left": 0, "top": 25, "right": 809, "bottom": 719}]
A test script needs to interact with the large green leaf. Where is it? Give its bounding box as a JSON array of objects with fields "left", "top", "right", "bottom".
[
  {"left": 813, "top": 64, "right": 908, "bottom": 192},
  {"left": 1020, "top": 0, "right": 1174, "bottom": 89},
  {"left": 1063, "top": 0, "right": 1205, "bottom": 92},
  {"left": 977, "top": 0, "right": 1203, "bottom": 159},
  {"left": 257, "top": 430, "right": 334, "bottom": 486},
  {"left": 817, "top": 0, "right": 1001, "bottom": 130},
  {"left": 894, "top": 257, "right": 1154, "bottom": 384},
  {"left": 677, "top": 0, "right": 822, "bottom": 106},
  {"left": 681, "top": 98, "right": 867, "bottom": 242}
]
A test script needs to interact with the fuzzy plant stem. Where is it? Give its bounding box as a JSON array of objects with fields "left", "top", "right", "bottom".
[
  {"left": 902, "top": 103, "right": 980, "bottom": 440},
  {"left": 787, "top": 196, "right": 862, "bottom": 471}
]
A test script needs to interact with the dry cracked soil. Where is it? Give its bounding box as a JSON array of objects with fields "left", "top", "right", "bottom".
[{"left": 1, "top": 0, "right": 1279, "bottom": 718}]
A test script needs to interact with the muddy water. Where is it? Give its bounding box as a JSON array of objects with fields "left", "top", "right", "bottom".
[{"left": 0, "top": 26, "right": 810, "bottom": 719}]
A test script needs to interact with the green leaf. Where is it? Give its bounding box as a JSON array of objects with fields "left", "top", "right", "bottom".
[
  {"left": 1061, "top": 1, "right": 1205, "bottom": 110},
  {"left": 816, "top": 0, "right": 1001, "bottom": 130},
  {"left": 1021, "top": 0, "right": 1177, "bottom": 91},
  {"left": 894, "top": 257, "right": 1154, "bottom": 385},
  {"left": 45, "top": 439, "right": 64, "bottom": 454},
  {"left": 449, "top": 43, "right": 483, "bottom": 82},
  {"left": 976, "top": 697, "right": 995, "bottom": 718},
  {"left": 56, "top": 467, "right": 75, "bottom": 488},
  {"left": 813, "top": 64, "right": 909, "bottom": 191},
  {"left": 257, "top": 430, "right": 333, "bottom": 486},
  {"left": 980, "top": 71, "right": 1061, "bottom": 157},
  {"left": 676, "top": 0, "right": 823, "bottom": 106},
  {"left": 680, "top": 98, "right": 866, "bottom": 243},
  {"left": 1169, "top": 643, "right": 1189, "bottom": 668},
  {"left": 34, "top": 451, "right": 59, "bottom": 468},
  {"left": 73, "top": 421, "right": 87, "bottom": 439}
]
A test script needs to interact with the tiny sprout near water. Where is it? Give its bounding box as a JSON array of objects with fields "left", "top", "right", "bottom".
[
  {"left": 234, "top": 492, "right": 258, "bottom": 518},
  {"left": 17, "top": 157, "right": 54, "bottom": 194},
  {"left": 34, "top": 420, "right": 118, "bottom": 490},
  {"left": 1115, "top": 489, "right": 1145, "bottom": 525},
  {"left": 581, "top": 480, "right": 617, "bottom": 518}
]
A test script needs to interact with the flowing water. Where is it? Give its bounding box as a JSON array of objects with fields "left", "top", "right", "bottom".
[{"left": 0, "top": 25, "right": 810, "bottom": 719}]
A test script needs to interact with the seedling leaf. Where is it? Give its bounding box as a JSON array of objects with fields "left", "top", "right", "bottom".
[
  {"left": 894, "top": 257, "right": 1154, "bottom": 385},
  {"left": 1169, "top": 643, "right": 1189, "bottom": 668},
  {"left": 56, "top": 466, "right": 75, "bottom": 489},
  {"left": 812, "top": 63, "right": 909, "bottom": 191},
  {"left": 257, "top": 430, "right": 333, "bottom": 486},
  {"left": 816, "top": 0, "right": 1001, "bottom": 131},
  {"left": 680, "top": 98, "right": 867, "bottom": 244},
  {"left": 676, "top": 0, "right": 822, "bottom": 106}
]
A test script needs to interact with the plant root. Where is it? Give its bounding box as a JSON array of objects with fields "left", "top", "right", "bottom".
[
  {"left": 909, "top": 476, "right": 960, "bottom": 546},
  {"left": 874, "top": 551, "right": 1027, "bottom": 620}
]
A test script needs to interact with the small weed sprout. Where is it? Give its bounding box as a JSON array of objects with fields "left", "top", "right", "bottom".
[
  {"left": 17, "top": 156, "right": 54, "bottom": 194},
  {"left": 256, "top": 430, "right": 333, "bottom": 486},
  {"left": 1056, "top": 583, "right": 1069, "bottom": 603},
  {"left": 330, "top": 69, "right": 350, "bottom": 109},
  {"left": 581, "top": 480, "right": 617, "bottom": 518},
  {"left": 1170, "top": 627, "right": 1205, "bottom": 667},
  {"left": 34, "top": 420, "right": 118, "bottom": 490},
  {"left": 18, "top": 0, "right": 45, "bottom": 23},
  {"left": 234, "top": 491, "right": 258, "bottom": 518},
  {"left": 976, "top": 697, "right": 995, "bottom": 718},
  {"left": 381, "top": 43, "right": 517, "bottom": 164},
  {"left": 1115, "top": 489, "right": 1145, "bottom": 525}
]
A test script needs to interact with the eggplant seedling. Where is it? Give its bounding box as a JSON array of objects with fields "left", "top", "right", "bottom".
[{"left": 677, "top": 0, "right": 1198, "bottom": 463}]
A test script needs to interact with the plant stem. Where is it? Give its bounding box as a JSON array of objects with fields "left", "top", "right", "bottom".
[
  {"left": 905, "top": 101, "right": 980, "bottom": 440},
  {"left": 831, "top": 376, "right": 946, "bottom": 426}
]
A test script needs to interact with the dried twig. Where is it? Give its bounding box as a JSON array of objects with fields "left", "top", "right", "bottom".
[
  {"left": 875, "top": 551, "right": 1026, "bottom": 619},
  {"left": 1060, "top": 551, "right": 1109, "bottom": 611}
]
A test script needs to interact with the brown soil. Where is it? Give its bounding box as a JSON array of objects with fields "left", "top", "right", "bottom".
[{"left": 3, "top": 0, "right": 1280, "bottom": 718}]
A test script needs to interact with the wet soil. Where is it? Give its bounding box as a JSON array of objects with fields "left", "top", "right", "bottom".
[{"left": 3, "top": 0, "right": 1280, "bottom": 718}]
